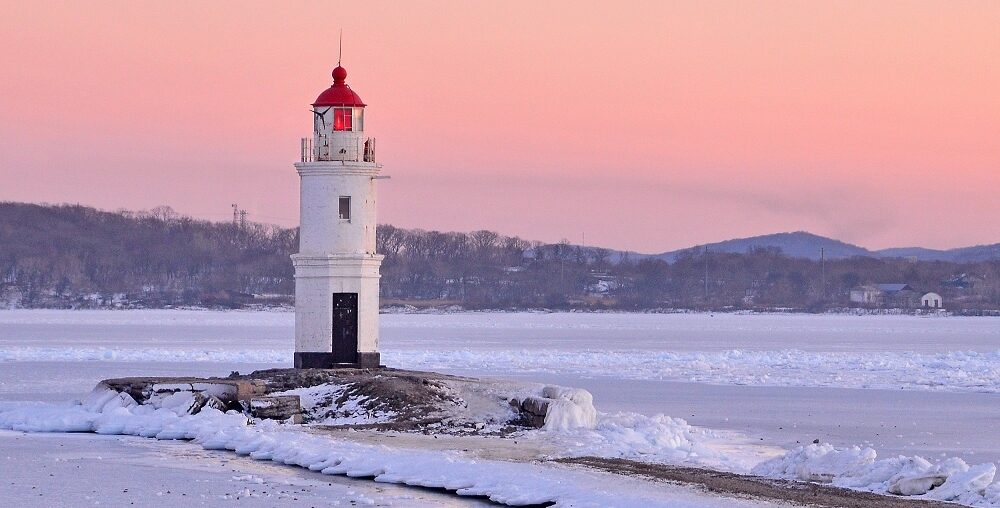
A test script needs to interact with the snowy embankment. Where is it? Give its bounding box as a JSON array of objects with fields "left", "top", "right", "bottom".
[
  {"left": 3, "top": 386, "right": 1000, "bottom": 506},
  {"left": 5, "top": 346, "right": 1000, "bottom": 393},
  {"left": 755, "top": 444, "right": 1000, "bottom": 505},
  {"left": 0, "top": 387, "right": 753, "bottom": 508}
]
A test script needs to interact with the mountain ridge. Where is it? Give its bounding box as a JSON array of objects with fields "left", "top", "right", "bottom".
[{"left": 641, "top": 231, "right": 1000, "bottom": 263}]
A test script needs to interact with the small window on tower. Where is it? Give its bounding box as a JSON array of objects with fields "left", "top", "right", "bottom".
[
  {"left": 333, "top": 108, "right": 353, "bottom": 131},
  {"left": 339, "top": 196, "right": 351, "bottom": 222}
]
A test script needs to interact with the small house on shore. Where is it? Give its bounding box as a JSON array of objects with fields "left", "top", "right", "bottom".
[
  {"left": 849, "top": 285, "right": 882, "bottom": 305},
  {"left": 849, "top": 283, "right": 921, "bottom": 308},
  {"left": 921, "top": 292, "right": 943, "bottom": 309}
]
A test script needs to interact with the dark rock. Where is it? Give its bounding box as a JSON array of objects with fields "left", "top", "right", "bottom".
[
  {"left": 248, "top": 395, "right": 302, "bottom": 421},
  {"left": 509, "top": 396, "right": 550, "bottom": 428}
]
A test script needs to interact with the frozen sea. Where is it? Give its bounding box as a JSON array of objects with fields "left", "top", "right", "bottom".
[{"left": 2, "top": 309, "right": 999, "bottom": 475}]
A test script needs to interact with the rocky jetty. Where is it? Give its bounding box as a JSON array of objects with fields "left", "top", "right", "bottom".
[{"left": 97, "top": 368, "right": 597, "bottom": 435}]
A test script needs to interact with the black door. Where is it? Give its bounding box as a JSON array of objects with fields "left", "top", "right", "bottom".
[{"left": 331, "top": 293, "right": 358, "bottom": 363}]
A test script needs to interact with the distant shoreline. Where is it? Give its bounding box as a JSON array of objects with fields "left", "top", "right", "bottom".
[{"left": 3, "top": 305, "right": 999, "bottom": 317}]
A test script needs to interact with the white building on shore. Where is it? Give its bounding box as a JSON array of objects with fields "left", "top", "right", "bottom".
[
  {"left": 292, "top": 63, "right": 383, "bottom": 369},
  {"left": 921, "top": 292, "right": 943, "bottom": 309}
]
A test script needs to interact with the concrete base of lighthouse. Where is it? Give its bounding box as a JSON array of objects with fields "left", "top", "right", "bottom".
[
  {"left": 293, "top": 352, "right": 381, "bottom": 369},
  {"left": 292, "top": 253, "right": 383, "bottom": 369}
]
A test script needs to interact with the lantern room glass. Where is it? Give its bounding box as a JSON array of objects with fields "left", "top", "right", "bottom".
[{"left": 333, "top": 108, "right": 353, "bottom": 131}]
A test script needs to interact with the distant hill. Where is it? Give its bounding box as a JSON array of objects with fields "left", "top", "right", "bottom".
[
  {"left": 874, "top": 247, "right": 952, "bottom": 261},
  {"left": 653, "top": 232, "right": 872, "bottom": 262},
  {"left": 875, "top": 244, "right": 1000, "bottom": 263},
  {"left": 638, "top": 232, "right": 1000, "bottom": 263},
  {"left": 0, "top": 202, "right": 297, "bottom": 307}
]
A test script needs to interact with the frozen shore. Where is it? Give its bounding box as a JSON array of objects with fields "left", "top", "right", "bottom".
[
  {"left": 3, "top": 309, "right": 1000, "bottom": 506},
  {"left": 4, "top": 346, "right": 999, "bottom": 394},
  {"left": 3, "top": 309, "right": 1000, "bottom": 396},
  {"left": 2, "top": 368, "right": 1000, "bottom": 507},
  {"left": 0, "top": 370, "right": 780, "bottom": 507}
]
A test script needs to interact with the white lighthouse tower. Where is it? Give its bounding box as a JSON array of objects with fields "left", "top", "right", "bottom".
[{"left": 292, "top": 63, "right": 382, "bottom": 368}]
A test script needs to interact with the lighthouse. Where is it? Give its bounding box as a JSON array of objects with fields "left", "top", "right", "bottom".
[{"left": 292, "top": 63, "right": 383, "bottom": 369}]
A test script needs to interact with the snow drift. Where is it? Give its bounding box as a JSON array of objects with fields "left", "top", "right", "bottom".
[
  {"left": 0, "top": 387, "right": 728, "bottom": 507},
  {"left": 5, "top": 385, "right": 1000, "bottom": 506},
  {"left": 541, "top": 385, "right": 598, "bottom": 431},
  {"left": 754, "top": 443, "right": 1000, "bottom": 505}
]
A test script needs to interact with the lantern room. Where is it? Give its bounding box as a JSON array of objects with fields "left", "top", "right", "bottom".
[{"left": 302, "top": 65, "right": 375, "bottom": 163}]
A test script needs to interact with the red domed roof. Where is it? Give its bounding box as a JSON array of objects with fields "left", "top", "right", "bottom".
[{"left": 312, "top": 65, "right": 366, "bottom": 107}]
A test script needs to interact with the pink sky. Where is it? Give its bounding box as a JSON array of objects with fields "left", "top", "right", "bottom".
[{"left": 1, "top": 1, "right": 998, "bottom": 253}]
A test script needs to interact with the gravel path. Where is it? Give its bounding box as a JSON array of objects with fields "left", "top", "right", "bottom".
[{"left": 557, "top": 456, "right": 957, "bottom": 508}]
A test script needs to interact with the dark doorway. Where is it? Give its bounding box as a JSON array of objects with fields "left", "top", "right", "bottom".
[{"left": 331, "top": 293, "right": 358, "bottom": 363}]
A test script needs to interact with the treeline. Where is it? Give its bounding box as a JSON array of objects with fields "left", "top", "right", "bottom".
[
  {"left": 382, "top": 233, "right": 1000, "bottom": 311},
  {"left": 1, "top": 202, "right": 998, "bottom": 311},
  {"left": 0, "top": 203, "right": 295, "bottom": 307},
  {"left": 660, "top": 247, "right": 999, "bottom": 311}
]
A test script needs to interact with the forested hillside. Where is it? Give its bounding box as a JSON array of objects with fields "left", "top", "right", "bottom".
[
  {"left": 0, "top": 203, "right": 295, "bottom": 307},
  {"left": 1, "top": 202, "right": 998, "bottom": 311}
]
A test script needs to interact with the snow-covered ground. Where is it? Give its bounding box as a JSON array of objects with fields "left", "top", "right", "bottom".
[
  {"left": 2, "top": 309, "right": 999, "bottom": 505},
  {"left": 0, "top": 430, "right": 496, "bottom": 507},
  {"left": 0, "top": 386, "right": 787, "bottom": 507}
]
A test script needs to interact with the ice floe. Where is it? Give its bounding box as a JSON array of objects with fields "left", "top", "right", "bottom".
[{"left": 5, "top": 347, "right": 1000, "bottom": 394}]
